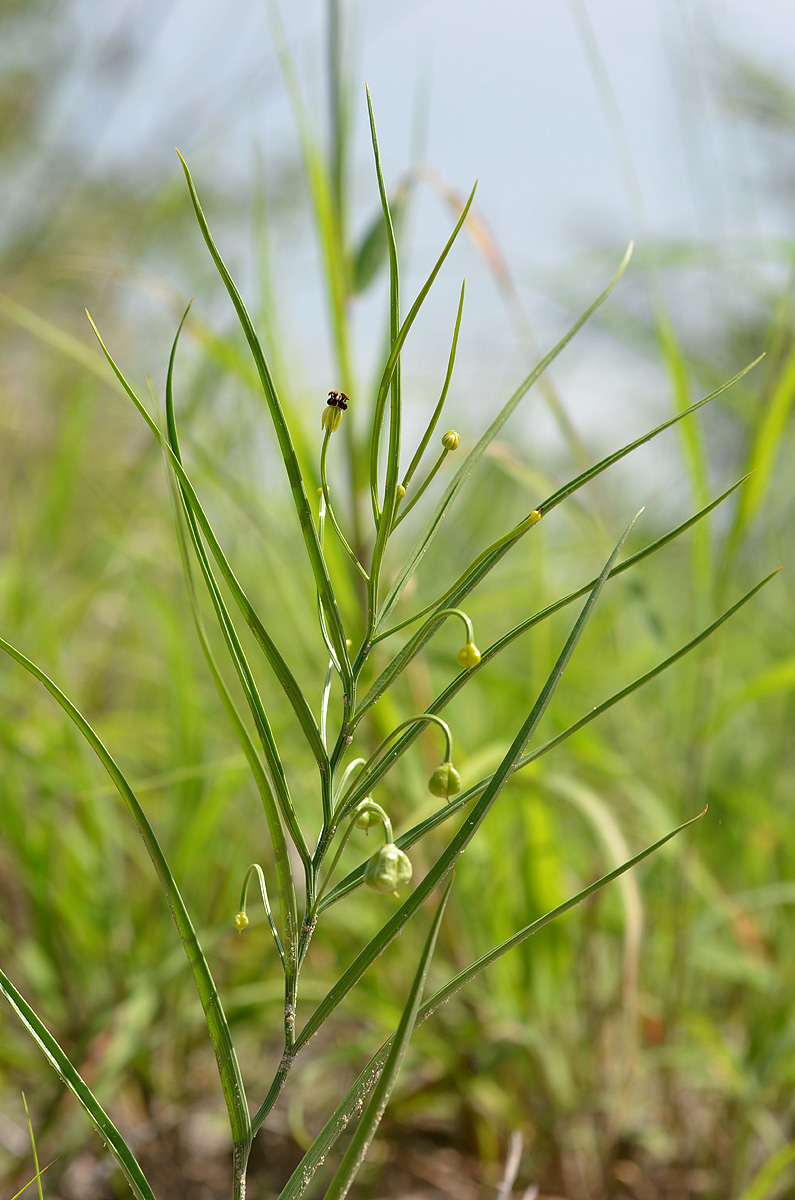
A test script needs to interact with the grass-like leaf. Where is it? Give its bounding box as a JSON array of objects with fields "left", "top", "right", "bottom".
[
  {"left": 86, "top": 312, "right": 328, "bottom": 774},
  {"left": 279, "top": 809, "right": 700, "bottom": 1200},
  {"left": 357, "top": 360, "right": 761, "bottom": 720},
  {"left": 164, "top": 304, "right": 309, "bottom": 879},
  {"left": 320, "top": 876, "right": 453, "bottom": 1200},
  {"left": 293, "top": 512, "right": 639, "bottom": 1051},
  {"left": 321, "top": 565, "right": 778, "bottom": 908},
  {"left": 0, "top": 968, "right": 156, "bottom": 1200},
  {"left": 376, "top": 242, "right": 634, "bottom": 629},
  {"left": 0, "top": 636, "right": 252, "bottom": 1166},
  {"left": 176, "top": 150, "right": 353, "bottom": 698}
]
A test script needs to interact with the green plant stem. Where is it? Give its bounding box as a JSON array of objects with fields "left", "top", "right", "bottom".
[
  {"left": 237, "top": 864, "right": 286, "bottom": 967},
  {"left": 320, "top": 427, "right": 369, "bottom": 580},
  {"left": 401, "top": 279, "right": 465, "bottom": 489},
  {"left": 393, "top": 446, "right": 450, "bottom": 526},
  {"left": 335, "top": 714, "right": 454, "bottom": 820}
]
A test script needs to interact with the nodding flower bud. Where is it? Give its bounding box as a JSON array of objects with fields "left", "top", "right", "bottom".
[
  {"left": 441, "top": 429, "right": 460, "bottom": 452},
  {"left": 428, "top": 761, "right": 462, "bottom": 800},
  {"left": 364, "top": 842, "right": 413, "bottom": 895},
  {"left": 355, "top": 804, "right": 382, "bottom": 833},
  {"left": 234, "top": 911, "right": 249, "bottom": 932},
  {"left": 457, "top": 641, "right": 481, "bottom": 670},
  {"left": 322, "top": 404, "right": 344, "bottom": 433},
  {"left": 396, "top": 484, "right": 406, "bottom": 501}
]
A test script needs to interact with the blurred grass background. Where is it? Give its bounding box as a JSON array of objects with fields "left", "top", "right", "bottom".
[{"left": 1, "top": 3, "right": 793, "bottom": 1199}]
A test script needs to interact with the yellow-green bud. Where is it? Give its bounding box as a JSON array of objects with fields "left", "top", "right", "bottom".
[
  {"left": 322, "top": 404, "right": 344, "bottom": 433},
  {"left": 364, "top": 842, "right": 413, "bottom": 895},
  {"left": 441, "top": 429, "right": 460, "bottom": 451},
  {"left": 529, "top": 509, "right": 541, "bottom": 524},
  {"left": 428, "top": 761, "right": 462, "bottom": 799},
  {"left": 457, "top": 641, "right": 481, "bottom": 670},
  {"left": 396, "top": 484, "right": 406, "bottom": 501},
  {"left": 234, "top": 911, "right": 249, "bottom": 932}
]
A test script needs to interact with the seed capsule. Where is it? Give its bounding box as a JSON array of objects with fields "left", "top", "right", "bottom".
[
  {"left": 234, "top": 911, "right": 249, "bottom": 932},
  {"left": 364, "top": 842, "right": 413, "bottom": 895},
  {"left": 428, "top": 761, "right": 462, "bottom": 800}
]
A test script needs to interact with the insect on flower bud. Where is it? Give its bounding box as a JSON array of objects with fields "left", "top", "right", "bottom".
[
  {"left": 364, "top": 842, "right": 413, "bottom": 895},
  {"left": 234, "top": 911, "right": 249, "bottom": 932},
  {"left": 457, "top": 641, "right": 481, "bottom": 670},
  {"left": 428, "top": 761, "right": 462, "bottom": 800},
  {"left": 441, "top": 429, "right": 460, "bottom": 451}
]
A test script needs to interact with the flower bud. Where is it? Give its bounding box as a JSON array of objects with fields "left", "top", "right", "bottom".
[
  {"left": 396, "top": 484, "right": 406, "bottom": 501},
  {"left": 441, "top": 429, "right": 460, "bottom": 451},
  {"left": 355, "top": 805, "right": 382, "bottom": 833},
  {"left": 529, "top": 509, "right": 541, "bottom": 524},
  {"left": 428, "top": 761, "right": 462, "bottom": 799},
  {"left": 322, "top": 404, "right": 344, "bottom": 433},
  {"left": 364, "top": 842, "right": 413, "bottom": 894},
  {"left": 457, "top": 641, "right": 481, "bottom": 670},
  {"left": 234, "top": 911, "right": 249, "bottom": 932}
]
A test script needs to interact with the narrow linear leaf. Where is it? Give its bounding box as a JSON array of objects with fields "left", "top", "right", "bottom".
[
  {"left": 365, "top": 84, "right": 402, "bottom": 564},
  {"left": 359, "top": 360, "right": 760, "bottom": 718},
  {"left": 320, "top": 877, "right": 453, "bottom": 1200},
  {"left": 401, "top": 279, "right": 466, "bottom": 492},
  {"left": 321, "top": 566, "right": 777, "bottom": 909},
  {"left": 164, "top": 305, "right": 309, "bottom": 877},
  {"left": 176, "top": 151, "right": 352, "bottom": 694},
  {"left": 0, "top": 967, "right": 157, "bottom": 1200},
  {"left": 413, "top": 807, "right": 705, "bottom": 1025},
  {"left": 281, "top": 812, "right": 700, "bottom": 1200},
  {"left": 0, "top": 637, "right": 251, "bottom": 1157},
  {"left": 295, "top": 514, "right": 639, "bottom": 1050},
  {"left": 377, "top": 242, "right": 634, "bottom": 627},
  {"left": 86, "top": 313, "right": 328, "bottom": 772}
]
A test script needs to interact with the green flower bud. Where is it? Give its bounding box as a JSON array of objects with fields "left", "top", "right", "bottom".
[
  {"left": 234, "top": 911, "right": 249, "bottom": 932},
  {"left": 456, "top": 641, "right": 481, "bottom": 670},
  {"left": 355, "top": 803, "right": 382, "bottom": 833},
  {"left": 396, "top": 484, "right": 406, "bottom": 501},
  {"left": 428, "top": 761, "right": 462, "bottom": 799},
  {"left": 322, "top": 404, "right": 344, "bottom": 433},
  {"left": 441, "top": 429, "right": 460, "bottom": 451},
  {"left": 364, "top": 842, "right": 413, "bottom": 895}
]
